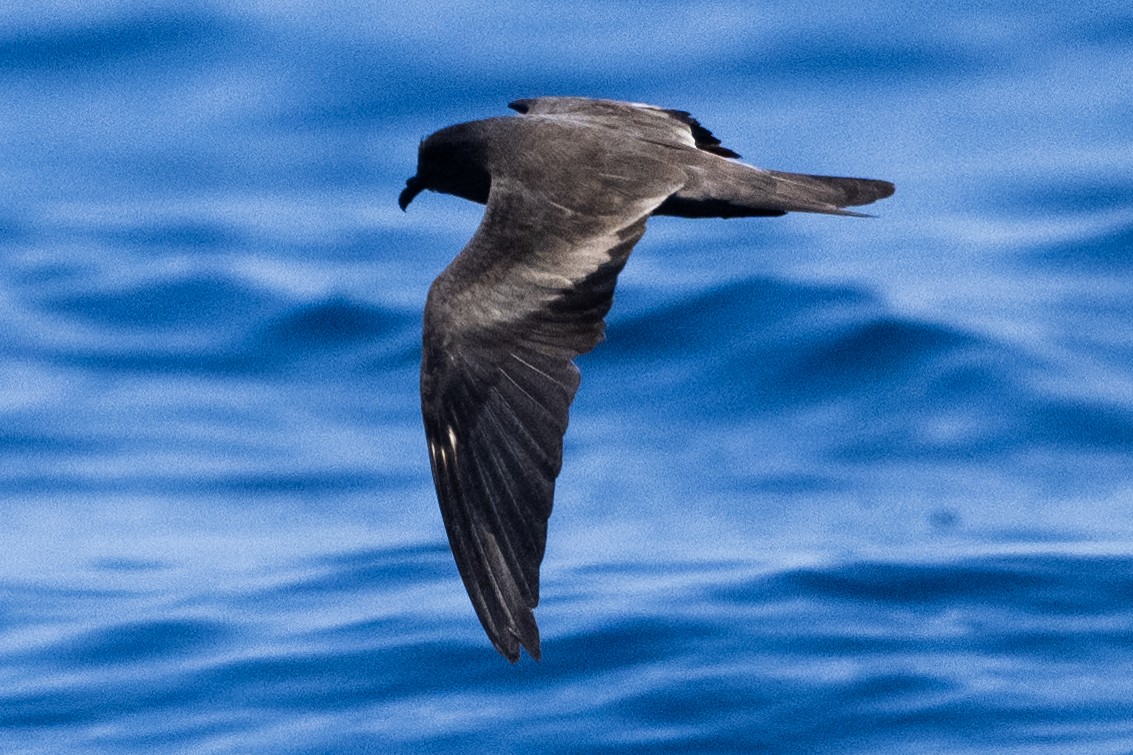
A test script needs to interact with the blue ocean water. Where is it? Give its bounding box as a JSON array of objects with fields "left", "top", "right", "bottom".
[{"left": 3, "top": 0, "right": 1133, "bottom": 751}]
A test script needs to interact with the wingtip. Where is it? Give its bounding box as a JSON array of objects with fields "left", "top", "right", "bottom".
[
  {"left": 662, "top": 107, "right": 742, "bottom": 158},
  {"left": 526, "top": 634, "right": 542, "bottom": 662},
  {"left": 493, "top": 637, "right": 541, "bottom": 663},
  {"left": 490, "top": 618, "right": 542, "bottom": 662}
]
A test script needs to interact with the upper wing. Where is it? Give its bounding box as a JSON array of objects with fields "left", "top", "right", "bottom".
[
  {"left": 422, "top": 153, "right": 686, "bottom": 661},
  {"left": 509, "top": 96, "right": 742, "bottom": 158}
]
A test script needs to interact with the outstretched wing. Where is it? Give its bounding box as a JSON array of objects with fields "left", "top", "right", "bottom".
[{"left": 422, "top": 155, "right": 685, "bottom": 661}]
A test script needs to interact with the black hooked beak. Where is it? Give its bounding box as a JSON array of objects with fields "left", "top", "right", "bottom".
[{"left": 398, "top": 175, "right": 426, "bottom": 211}]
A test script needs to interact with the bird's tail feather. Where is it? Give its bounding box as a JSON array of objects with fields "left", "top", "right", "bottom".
[
  {"left": 763, "top": 169, "right": 895, "bottom": 214},
  {"left": 655, "top": 161, "right": 894, "bottom": 219}
]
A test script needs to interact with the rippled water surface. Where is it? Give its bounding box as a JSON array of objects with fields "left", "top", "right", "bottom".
[{"left": 3, "top": 1, "right": 1133, "bottom": 751}]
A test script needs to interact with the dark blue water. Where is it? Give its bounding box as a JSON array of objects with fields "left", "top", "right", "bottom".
[{"left": 3, "top": 2, "right": 1133, "bottom": 751}]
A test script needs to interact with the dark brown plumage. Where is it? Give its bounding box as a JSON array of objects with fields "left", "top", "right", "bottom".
[{"left": 400, "top": 97, "right": 894, "bottom": 661}]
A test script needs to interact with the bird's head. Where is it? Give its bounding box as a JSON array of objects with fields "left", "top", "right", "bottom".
[{"left": 400, "top": 124, "right": 492, "bottom": 211}]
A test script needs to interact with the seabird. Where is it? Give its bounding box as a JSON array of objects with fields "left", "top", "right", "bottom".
[{"left": 400, "top": 97, "right": 894, "bottom": 661}]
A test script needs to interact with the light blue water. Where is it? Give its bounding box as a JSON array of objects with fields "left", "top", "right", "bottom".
[{"left": 3, "top": 1, "right": 1133, "bottom": 751}]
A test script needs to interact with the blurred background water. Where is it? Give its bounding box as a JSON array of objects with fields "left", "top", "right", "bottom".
[{"left": 2, "top": 0, "right": 1133, "bottom": 751}]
